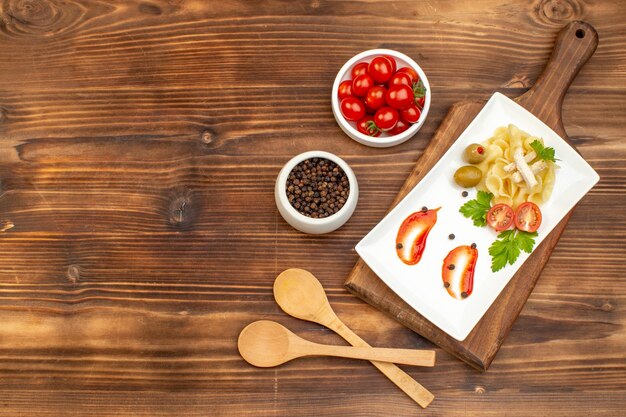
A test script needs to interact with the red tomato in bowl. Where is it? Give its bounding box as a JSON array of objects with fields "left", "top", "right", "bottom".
[
  {"left": 351, "top": 62, "right": 368, "bottom": 79},
  {"left": 340, "top": 97, "right": 366, "bottom": 121},
  {"left": 352, "top": 74, "right": 374, "bottom": 97},
  {"left": 383, "top": 55, "right": 397, "bottom": 74},
  {"left": 338, "top": 80, "right": 353, "bottom": 99},
  {"left": 388, "top": 119, "right": 410, "bottom": 135},
  {"left": 356, "top": 116, "right": 381, "bottom": 137},
  {"left": 364, "top": 86, "right": 387, "bottom": 112},
  {"left": 398, "top": 67, "right": 419, "bottom": 83},
  {"left": 386, "top": 85, "right": 414, "bottom": 110},
  {"left": 514, "top": 202, "right": 542, "bottom": 232},
  {"left": 415, "top": 95, "right": 425, "bottom": 108},
  {"left": 400, "top": 104, "right": 421, "bottom": 124},
  {"left": 374, "top": 107, "right": 399, "bottom": 131},
  {"left": 368, "top": 56, "right": 394, "bottom": 84},
  {"left": 388, "top": 72, "right": 413, "bottom": 87}
]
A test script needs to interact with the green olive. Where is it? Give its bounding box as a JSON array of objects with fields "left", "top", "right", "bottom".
[
  {"left": 463, "top": 143, "right": 487, "bottom": 164},
  {"left": 454, "top": 165, "right": 483, "bottom": 188}
]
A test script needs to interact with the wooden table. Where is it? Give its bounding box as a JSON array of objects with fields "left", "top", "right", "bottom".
[{"left": 0, "top": 1, "right": 624, "bottom": 415}]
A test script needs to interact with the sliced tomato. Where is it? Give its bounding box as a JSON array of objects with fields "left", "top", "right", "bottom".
[
  {"left": 486, "top": 204, "right": 514, "bottom": 232},
  {"left": 442, "top": 245, "right": 478, "bottom": 300},
  {"left": 515, "top": 202, "right": 542, "bottom": 232},
  {"left": 396, "top": 208, "right": 439, "bottom": 265}
]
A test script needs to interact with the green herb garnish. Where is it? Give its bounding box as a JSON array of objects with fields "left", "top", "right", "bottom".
[
  {"left": 530, "top": 139, "right": 558, "bottom": 163},
  {"left": 459, "top": 191, "right": 493, "bottom": 227},
  {"left": 488, "top": 229, "right": 538, "bottom": 272}
]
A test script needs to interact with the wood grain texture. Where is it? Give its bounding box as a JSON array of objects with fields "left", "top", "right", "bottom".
[
  {"left": 345, "top": 20, "right": 600, "bottom": 371},
  {"left": 0, "top": 0, "right": 624, "bottom": 416}
]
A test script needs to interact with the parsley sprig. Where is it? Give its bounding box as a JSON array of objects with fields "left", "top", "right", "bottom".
[
  {"left": 488, "top": 230, "right": 538, "bottom": 272},
  {"left": 459, "top": 191, "right": 493, "bottom": 227},
  {"left": 530, "top": 139, "right": 558, "bottom": 163}
]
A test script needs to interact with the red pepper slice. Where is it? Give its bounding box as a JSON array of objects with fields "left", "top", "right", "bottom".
[
  {"left": 442, "top": 245, "right": 478, "bottom": 300},
  {"left": 395, "top": 208, "right": 439, "bottom": 265}
]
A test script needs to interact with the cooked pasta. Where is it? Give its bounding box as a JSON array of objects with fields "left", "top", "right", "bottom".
[{"left": 475, "top": 124, "right": 556, "bottom": 208}]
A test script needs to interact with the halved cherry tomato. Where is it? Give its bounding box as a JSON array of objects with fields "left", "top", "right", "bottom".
[
  {"left": 374, "top": 107, "right": 399, "bottom": 131},
  {"left": 352, "top": 74, "right": 374, "bottom": 97},
  {"left": 356, "top": 116, "right": 381, "bottom": 137},
  {"left": 386, "top": 85, "right": 414, "bottom": 110},
  {"left": 338, "top": 80, "right": 353, "bottom": 100},
  {"left": 388, "top": 72, "right": 413, "bottom": 88},
  {"left": 388, "top": 119, "right": 410, "bottom": 135},
  {"left": 368, "top": 56, "right": 394, "bottom": 84},
  {"left": 364, "top": 86, "right": 387, "bottom": 112},
  {"left": 398, "top": 67, "right": 419, "bottom": 83},
  {"left": 351, "top": 62, "right": 368, "bottom": 79},
  {"left": 400, "top": 104, "right": 421, "bottom": 124},
  {"left": 514, "top": 202, "right": 542, "bottom": 232},
  {"left": 486, "top": 204, "right": 515, "bottom": 232},
  {"left": 340, "top": 97, "right": 365, "bottom": 121},
  {"left": 383, "top": 55, "right": 397, "bottom": 74}
]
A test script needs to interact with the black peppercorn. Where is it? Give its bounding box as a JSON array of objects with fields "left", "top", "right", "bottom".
[
  {"left": 449, "top": 234, "right": 455, "bottom": 240},
  {"left": 396, "top": 243, "right": 403, "bottom": 249},
  {"left": 471, "top": 243, "right": 477, "bottom": 249},
  {"left": 462, "top": 191, "right": 468, "bottom": 197},
  {"left": 421, "top": 206, "right": 428, "bottom": 212},
  {"left": 448, "top": 264, "right": 455, "bottom": 270}
]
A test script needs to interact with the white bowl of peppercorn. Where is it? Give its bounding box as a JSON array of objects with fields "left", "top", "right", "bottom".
[
  {"left": 275, "top": 151, "right": 359, "bottom": 234},
  {"left": 332, "top": 49, "right": 431, "bottom": 148}
]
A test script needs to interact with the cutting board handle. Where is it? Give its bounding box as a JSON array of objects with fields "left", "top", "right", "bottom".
[{"left": 518, "top": 21, "right": 598, "bottom": 132}]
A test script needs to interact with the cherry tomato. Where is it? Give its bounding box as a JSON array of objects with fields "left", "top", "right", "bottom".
[
  {"left": 388, "top": 72, "right": 413, "bottom": 87},
  {"left": 368, "top": 56, "right": 394, "bottom": 84},
  {"left": 340, "top": 97, "right": 366, "bottom": 121},
  {"left": 352, "top": 74, "right": 374, "bottom": 97},
  {"left": 383, "top": 55, "right": 397, "bottom": 74},
  {"left": 398, "top": 67, "right": 419, "bottom": 83},
  {"left": 374, "top": 107, "right": 399, "bottom": 131},
  {"left": 356, "top": 116, "right": 381, "bottom": 137},
  {"left": 337, "top": 80, "right": 354, "bottom": 100},
  {"left": 351, "top": 62, "right": 368, "bottom": 79},
  {"left": 400, "top": 104, "right": 422, "bottom": 124},
  {"left": 415, "top": 95, "right": 425, "bottom": 108},
  {"left": 514, "top": 202, "right": 542, "bottom": 233},
  {"left": 338, "top": 80, "right": 353, "bottom": 100},
  {"left": 386, "top": 85, "right": 414, "bottom": 110},
  {"left": 364, "top": 86, "right": 387, "bottom": 112},
  {"left": 388, "top": 119, "right": 410, "bottom": 135},
  {"left": 486, "top": 204, "right": 515, "bottom": 232}
]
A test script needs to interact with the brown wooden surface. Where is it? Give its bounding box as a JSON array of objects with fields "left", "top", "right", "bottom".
[
  {"left": 345, "top": 21, "right": 599, "bottom": 371},
  {"left": 0, "top": 1, "right": 624, "bottom": 416}
]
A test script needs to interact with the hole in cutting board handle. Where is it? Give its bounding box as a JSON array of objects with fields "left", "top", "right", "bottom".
[{"left": 576, "top": 29, "right": 585, "bottom": 38}]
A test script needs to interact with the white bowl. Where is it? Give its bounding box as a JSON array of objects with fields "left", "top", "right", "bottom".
[
  {"left": 275, "top": 151, "right": 359, "bottom": 234},
  {"left": 331, "top": 49, "right": 431, "bottom": 148}
]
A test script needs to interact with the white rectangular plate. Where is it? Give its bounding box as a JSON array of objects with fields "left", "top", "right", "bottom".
[{"left": 355, "top": 92, "right": 599, "bottom": 341}]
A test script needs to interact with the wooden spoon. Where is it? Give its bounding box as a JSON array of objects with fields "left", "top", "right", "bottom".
[
  {"left": 238, "top": 320, "right": 436, "bottom": 368},
  {"left": 273, "top": 268, "right": 435, "bottom": 408}
]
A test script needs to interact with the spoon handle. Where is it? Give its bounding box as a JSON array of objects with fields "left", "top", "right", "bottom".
[
  {"left": 327, "top": 317, "right": 435, "bottom": 408},
  {"left": 303, "top": 342, "right": 435, "bottom": 367}
]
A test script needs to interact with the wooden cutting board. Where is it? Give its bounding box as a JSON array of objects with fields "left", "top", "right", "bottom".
[{"left": 345, "top": 21, "right": 598, "bottom": 371}]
